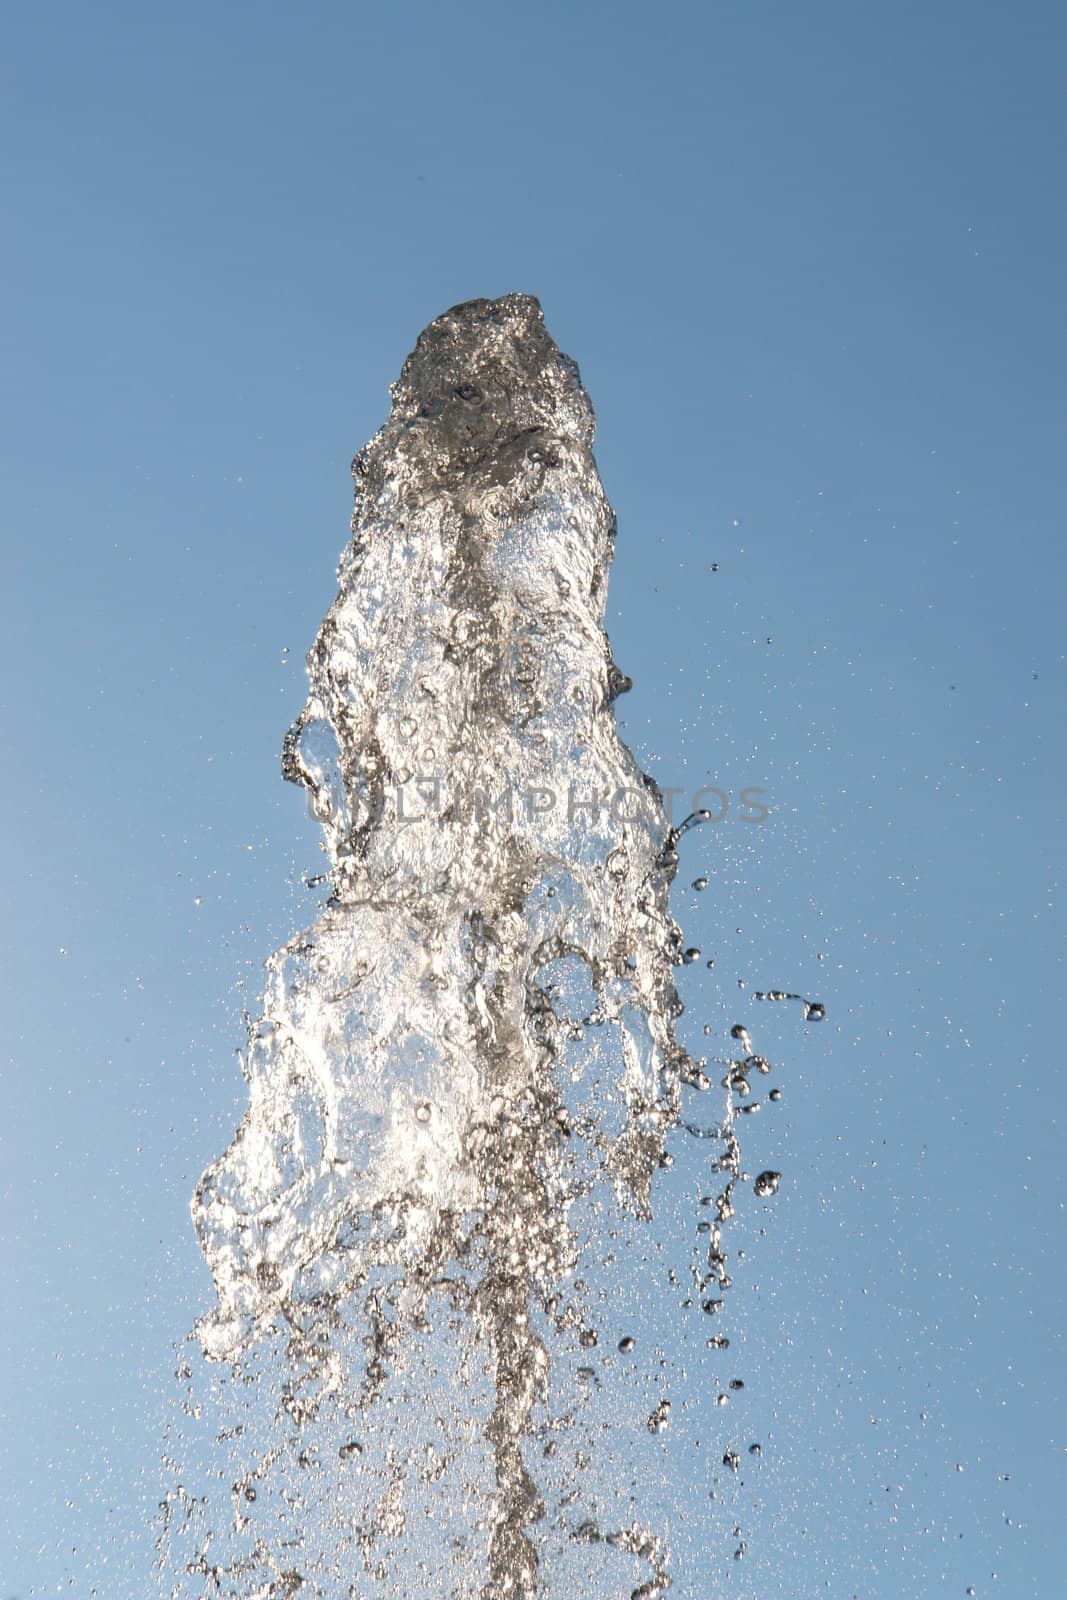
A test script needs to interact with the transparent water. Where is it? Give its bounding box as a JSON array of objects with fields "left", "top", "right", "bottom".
[{"left": 156, "top": 296, "right": 815, "bottom": 1599}]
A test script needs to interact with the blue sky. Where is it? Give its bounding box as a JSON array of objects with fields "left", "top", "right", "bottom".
[{"left": 1, "top": 2, "right": 1064, "bottom": 1594}]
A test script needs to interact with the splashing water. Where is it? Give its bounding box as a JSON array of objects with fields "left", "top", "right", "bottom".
[{"left": 158, "top": 295, "right": 813, "bottom": 1599}]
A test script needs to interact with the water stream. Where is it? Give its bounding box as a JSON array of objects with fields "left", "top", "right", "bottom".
[{"left": 157, "top": 295, "right": 810, "bottom": 1599}]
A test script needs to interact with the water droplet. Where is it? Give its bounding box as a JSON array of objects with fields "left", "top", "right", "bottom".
[
  {"left": 647, "top": 1399, "right": 672, "bottom": 1433},
  {"left": 723, "top": 1450, "right": 740, "bottom": 1471},
  {"left": 618, "top": 1336, "right": 635, "bottom": 1353},
  {"left": 748, "top": 1442, "right": 761, "bottom": 1456},
  {"left": 692, "top": 876, "right": 708, "bottom": 891},
  {"left": 768, "top": 1088, "right": 782, "bottom": 1102},
  {"left": 754, "top": 1171, "right": 780, "bottom": 1197},
  {"left": 414, "top": 1102, "right": 432, "bottom": 1123},
  {"left": 682, "top": 947, "right": 701, "bottom": 964}
]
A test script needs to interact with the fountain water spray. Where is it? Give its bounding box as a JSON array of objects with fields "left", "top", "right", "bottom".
[{"left": 159, "top": 296, "right": 798, "bottom": 1599}]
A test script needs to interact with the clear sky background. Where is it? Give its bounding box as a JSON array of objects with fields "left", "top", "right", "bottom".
[{"left": 1, "top": 2, "right": 1064, "bottom": 1595}]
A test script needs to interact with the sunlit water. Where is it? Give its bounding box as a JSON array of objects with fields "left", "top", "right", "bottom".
[{"left": 156, "top": 295, "right": 818, "bottom": 1599}]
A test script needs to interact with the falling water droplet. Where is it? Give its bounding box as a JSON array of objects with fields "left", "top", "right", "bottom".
[{"left": 647, "top": 1399, "right": 672, "bottom": 1433}]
